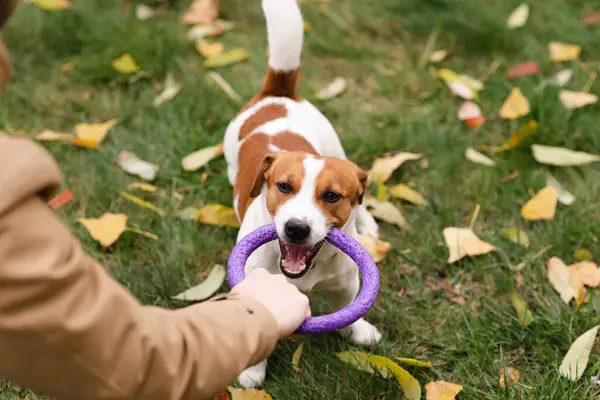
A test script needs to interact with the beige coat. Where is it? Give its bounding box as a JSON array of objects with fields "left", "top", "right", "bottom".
[{"left": 0, "top": 3, "right": 279, "bottom": 399}]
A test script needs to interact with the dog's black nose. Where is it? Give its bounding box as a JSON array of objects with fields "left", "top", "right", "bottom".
[{"left": 284, "top": 219, "right": 311, "bottom": 243}]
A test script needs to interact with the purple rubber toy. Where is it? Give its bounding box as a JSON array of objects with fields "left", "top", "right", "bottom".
[{"left": 227, "top": 223, "right": 380, "bottom": 334}]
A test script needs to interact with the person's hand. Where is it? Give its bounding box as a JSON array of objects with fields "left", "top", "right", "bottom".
[{"left": 232, "top": 268, "right": 310, "bottom": 338}]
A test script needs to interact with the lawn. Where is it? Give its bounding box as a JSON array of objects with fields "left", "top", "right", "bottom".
[{"left": 2, "top": 0, "right": 600, "bottom": 399}]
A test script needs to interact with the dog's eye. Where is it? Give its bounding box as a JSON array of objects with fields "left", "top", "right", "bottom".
[
  {"left": 323, "top": 191, "right": 341, "bottom": 203},
  {"left": 277, "top": 182, "right": 293, "bottom": 193}
]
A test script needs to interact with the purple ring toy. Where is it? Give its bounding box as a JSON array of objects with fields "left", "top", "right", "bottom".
[{"left": 227, "top": 223, "right": 380, "bottom": 334}]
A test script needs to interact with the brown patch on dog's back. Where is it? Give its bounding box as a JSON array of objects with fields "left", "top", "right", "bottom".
[
  {"left": 239, "top": 103, "right": 288, "bottom": 140},
  {"left": 238, "top": 68, "right": 301, "bottom": 114},
  {"left": 271, "top": 131, "right": 318, "bottom": 155}
]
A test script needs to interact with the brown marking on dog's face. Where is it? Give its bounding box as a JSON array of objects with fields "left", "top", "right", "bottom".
[
  {"left": 238, "top": 103, "right": 287, "bottom": 141},
  {"left": 262, "top": 152, "right": 308, "bottom": 216}
]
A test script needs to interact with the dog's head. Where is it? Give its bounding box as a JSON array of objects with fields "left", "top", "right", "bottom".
[{"left": 250, "top": 151, "right": 367, "bottom": 278}]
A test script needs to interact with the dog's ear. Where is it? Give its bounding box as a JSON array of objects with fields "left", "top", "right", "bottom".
[
  {"left": 355, "top": 167, "right": 368, "bottom": 205},
  {"left": 250, "top": 153, "right": 276, "bottom": 198}
]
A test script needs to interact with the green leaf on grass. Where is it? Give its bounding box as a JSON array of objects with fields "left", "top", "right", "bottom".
[
  {"left": 502, "top": 228, "right": 530, "bottom": 247},
  {"left": 292, "top": 342, "right": 304, "bottom": 372},
  {"left": 120, "top": 192, "right": 165, "bottom": 217},
  {"left": 203, "top": 48, "right": 249, "bottom": 68},
  {"left": 172, "top": 264, "right": 226, "bottom": 301},
  {"left": 510, "top": 292, "right": 534, "bottom": 326},
  {"left": 395, "top": 357, "right": 432, "bottom": 368}
]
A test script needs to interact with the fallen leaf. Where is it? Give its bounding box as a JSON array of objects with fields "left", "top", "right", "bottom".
[
  {"left": 546, "top": 173, "right": 575, "bottom": 205},
  {"left": 559, "top": 325, "right": 600, "bottom": 381},
  {"left": 510, "top": 293, "right": 534, "bottom": 326},
  {"left": 196, "top": 40, "right": 224, "bottom": 58},
  {"left": 135, "top": 4, "right": 157, "bottom": 20},
  {"left": 502, "top": 228, "right": 530, "bottom": 247},
  {"left": 78, "top": 213, "right": 128, "bottom": 247},
  {"left": 154, "top": 73, "right": 181, "bottom": 106},
  {"left": 112, "top": 54, "right": 140, "bottom": 74},
  {"left": 181, "top": 143, "right": 224, "bottom": 171},
  {"left": 376, "top": 182, "right": 390, "bottom": 201},
  {"left": 173, "top": 264, "right": 226, "bottom": 301},
  {"left": 532, "top": 144, "right": 600, "bottom": 166},
  {"left": 60, "top": 62, "right": 76, "bottom": 73},
  {"left": 493, "top": 120, "right": 538, "bottom": 152},
  {"left": 428, "top": 50, "right": 448, "bottom": 63},
  {"left": 363, "top": 197, "right": 409, "bottom": 229},
  {"left": 395, "top": 357, "right": 432, "bottom": 368},
  {"left": 335, "top": 352, "right": 386, "bottom": 377},
  {"left": 499, "top": 88, "right": 530, "bottom": 120},
  {"left": 186, "top": 20, "right": 234, "bottom": 40},
  {"left": 547, "top": 257, "right": 577, "bottom": 304},
  {"left": 389, "top": 183, "right": 426, "bottom": 205},
  {"left": 507, "top": 3, "right": 529, "bottom": 29},
  {"left": 357, "top": 235, "right": 391, "bottom": 262},
  {"left": 203, "top": 48, "right": 248, "bottom": 68},
  {"left": 457, "top": 101, "right": 486, "bottom": 130},
  {"left": 521, "top": 187, "right": 557, "bottom": 221},
  {"left": 292, "top": 342, "right": 304, "bottom": 372},
  {"left": 315, "top": 77, "right": 347, "bottom": 100},
  {"left": 438, "top": 68, "right": 478, "bottom": 100},
  {"left": 228, "top": 387, "right": 273, "bottom": 400},
  {"left": 583, "top": 11, "right": 600, "bottom": 26},
  {"left": 460, "top": 74, "right": 484, "bottom": 92},
  {"left": 48, "top": 189, "right": 73, "bottom": 209},
  {"left": 569, "top": 261, "right": 600, "bottom": 287},
  {"left": 117, "top": 151, "right": 159, "bottom": 181},
  {"left": 213, "top": 392, "right": 229, "bottom": 400},
  {"left": 425, "top": 381, "right": 463, "bottom": 400},
  {"left": 559, "top": 90, "right": 598, "bottom": 110},
  {"left": 182, "top": 0, "right": 219, "bottom": 25},
  {"left": 198, "top": 204, "right": 240, "bottom": 228},
  {"left": 499, "top": 367, "right": 521, "bottom": 388},
  {"left": 505, "top": 61, "right": 541, "bottom": 78},
  {"left": 120, "top": 192, "right": 166, "bottom": 217},
  {"left": 443, "top": 227, "right": 496, "bottom": 263},
  {"left": 35, "top": 130, "right": 74, "bottom": 142},
  {"left": 128, "top": 182, "right": 158, "bottom": 192},
  {"left": 465, "top": 147, "right": 496, "bottom": 166},
  {"left": 178, "top": 206, "right": 202, "bottom": 220},
  {"left": 549, "top": 42, "right": 581, "bottom": 62},
  {"left": 575, "top": 248, "right": 593, "bottom": 262},
  {"left": 368, "top": 152, "right": 423, "bottom": 184},
  {"left": 206, "top": 71, "right": 242, "bottom": 102},
  {"left": 75, "top": 119, "right": 118, "bottom": 147},
  {"left": 126, "top": 227, "right": 158, "bottom": 241},
  {"left": 552, "top": 69, "right": 574, "bottom": 86},
  {"left": 33, "top": 0, "right": 70, "bottom": 11}
]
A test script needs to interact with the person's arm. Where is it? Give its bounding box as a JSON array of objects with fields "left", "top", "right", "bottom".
[{"left": 0, "top": 135, "right": 279, "bottom": 399}]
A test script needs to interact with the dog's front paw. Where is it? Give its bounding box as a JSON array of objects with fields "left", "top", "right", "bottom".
[
  {"left": 237, "top": 361, "right": 267, "bottom": 388},
  {"left": 340, "top": 319, "right": 382, "bottom": 347}
]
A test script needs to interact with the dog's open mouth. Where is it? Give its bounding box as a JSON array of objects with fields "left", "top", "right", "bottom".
[{"left": 279, "top": 240, "right": 324, "bottom": 278}]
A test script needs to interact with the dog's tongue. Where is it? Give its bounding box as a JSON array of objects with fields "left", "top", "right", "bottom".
[{"left": 282, "top": 243, "right": 311, "bottom": 273}]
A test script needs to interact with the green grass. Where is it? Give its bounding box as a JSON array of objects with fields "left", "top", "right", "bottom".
[{"left": 2, "top": 0, "right": 600, "bottom": 399}]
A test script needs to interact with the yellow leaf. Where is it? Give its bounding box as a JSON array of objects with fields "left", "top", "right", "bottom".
[
  {"left": 499, "top": 88, "right": 530, "bottom": 120},
  {"left": 186, "top": 20, "right": 235, "bottom": 40},
  {"left": 206, "top": 71, "right": 242, "bottom": 102},
  {"left": 502, "top": 228, "right": 529, "bottom": 247},
  {"left": 547, "top": 257, "right": 577, "bottom": 304},
  {"left": 335, "top": 351, "right": 387, "bottom": 377},
  {"left": 499, "top": 367, "right": 521, "bottom": 388},
  {"left": 549, "top": 42, "right": 581, "bottom": 62},
  {"left": 376, "top": 182, "right": 390, "bottom": 201},
  {"left": 33, "top": 0, "right": 70, "bottom": 11},
  {"left": 292, "top": 341, "right": 304, "bottom": 372},
  {"left": 368, "top": 152, "right": 423, "bottom": 184},
  {"left": 181, "top": 143, "right": 224, "bottom": 171},
  {"left": 75, "top": 119, "right": 119, "bottom": 147},
  {"left": 120, "top": 192, "right": 166, "bottom": 217},
  {"left": 559, "top": 90, "right": 598, "bottom": 110},
  {"left": 78, "top": 213, "right": 128, "bottom": 247},
  {"left": 181, "top": 0, "right": 219, "bottom": 25},
  {"left": 389, "top": 183, "right": 426, "bottom": 205},
  {"left": 117, "top": 151, "right": 159, "bottom": 181},
  {"left": 363, "top": 197, "right": 409, "bottom": 229},
  {"left": 203, "top": 48, "right": 249, "bottom": 68},
  {"left": 128, "top": 182, "right": 158, "bottom": 192},
  {"left": 493, "top": 120, "right": 538, "bottom": 152},
  {"left": 357, "top": 235, "right": 391, "bottom": 263},
  {"left": 228, "top": 387, "right": 273, "bottom": 400},
  {"left": 425, "top": 381, "right": 463, "bottom": 400},
  {"left": 112, "top": 54, "right": 140, "bottom": 74},
  {"left": 35, "top": 130, "right": 74, "bottom": 142},
  {"left": 395, "top": 357, "right": 433, "bottom": 368},
  {"left": 443, "top": 227, "right": 496, "bottom": 264},
  {"left": 196, "top": 40, "right": 224, "bottom": 59},
  {"left": 428, "top": 49, "right": 448, "bottom": 63},
  {"left": 315, "top": 77, "right": 347, "bottom": 100},
  {"left": 510, "top": 292, "right": 534, "bottom": 326},
  {"left": 178, "top": 206, "right": 202, "bottom": 220},
  {"left": 559, "top": 325, "right": 600, "bottom": 381},
  {"left": 438, "top": 68, "right": 477, "bottom": 100},
  {"left": 521, "top": 187, "right": 557, "bottom": 221},
  {"left": 465, "top": 147, "right": 496, "bottom": 167},
  {"left": 154, "top": 73, "right": 182, "bottom": 107},
  {"left": 507, "top": 3, "right": 529, "bottom": 28},
  {"left": 532, "top": 144, "right": 600, "bottom": 166},
  {"left": 569, "top": 261, "right": 600, "bottom": 288},
  {"left": 198, "top": 204, "right": 240, "bottom": 228}
]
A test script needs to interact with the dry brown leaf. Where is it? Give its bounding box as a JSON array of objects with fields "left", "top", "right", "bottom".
[
  {"left": 425, "top": 381, "right": 463, "bottom": 400},
  {"left": 228, "top": 387, "right": 273, "bottom": 400},
  {"left": 75, "top": 119, "right": 119, "bottom": 147},
  {"left": 368, "top": 152, "right": 423, "bottom": 184},
  {"left": 198, "top": 204, "right": 240, "bottom": 228},
  {"left": 547, "top": 257, "right": 578, "bottom": 304},
  {"left": 363, "top": 197, "right": 409, "bottom": 229},
  {"left": 78, "top": 213, "right": 128, "bottom": 247},
  {"left": 499, "top": 88, "right": 530, "bottom": 120},
  {"left": 549, "top": 42, "right": 581, "bottom": 62},
  {"left": 569, "top": 261, "right": 600, "bottom": 287},
  {"left": 357, "top": 235, "right": 391, "bottom": 262},
  {"left": 196, "top": 40, "right": 224, "bottom": 58},
  {"left": 493, "top": 120, "right": 538, "bottom": 152},
  {"left": 499, "top": 367, "right": 521, "bottom": 388},
  {"left": 559, "top": 90, "right": 598, "bottom": 110},
  {"left": 583, "top": 11, "right": 600, "bottom": 26},
  {"left": 521, "top": 187, "right": 557, "bottom": 221},
  {"left": 443, "top": 227, "right": 496, "bottom": 263},
  {"left": 48, "top": 189, "right": 73, "bottom": 210},
  {"left": 182, "top": 0, "right": 220, "bottom": 25}
]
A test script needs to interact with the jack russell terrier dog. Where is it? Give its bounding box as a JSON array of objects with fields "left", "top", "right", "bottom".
[{"left": 223, "top": 0, "right": 382, "bottom": 388}]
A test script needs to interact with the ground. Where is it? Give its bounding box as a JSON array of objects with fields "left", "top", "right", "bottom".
[{"left": 2, "top": 0, "right": 600, "bottom": 399}]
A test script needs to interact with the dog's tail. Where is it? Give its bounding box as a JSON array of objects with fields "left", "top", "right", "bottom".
[{"left": 260, "top": 0, "right": 303, "bottom": 99}]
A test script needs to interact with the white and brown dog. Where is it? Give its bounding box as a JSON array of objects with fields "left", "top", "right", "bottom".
[{"left": 224, "top": 0, "right": 382, "bottom": 388}]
